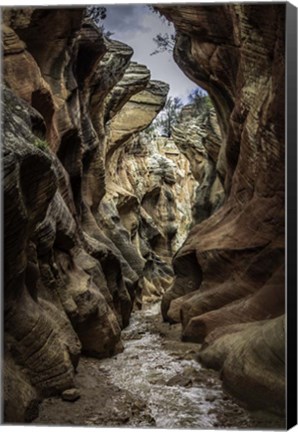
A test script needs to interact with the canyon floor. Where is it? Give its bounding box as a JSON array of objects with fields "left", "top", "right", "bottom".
[{"left": 33, "top": 302, "right": 285, "bottom": 429}]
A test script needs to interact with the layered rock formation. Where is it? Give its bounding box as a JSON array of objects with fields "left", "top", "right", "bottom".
[
  {"left": 172, "top": 106, "right": 224, "bottom": 224},
  {"left": 156, "top": 4, "right": 285, "bottom": 414},
  {"left": 3, "top": 9, "right": 159, "bottom": 421},
  {"left": 104, "top": 133, "right": 199, "bottom": 301},
  {"left": 2, "top": 8, "right": 190, "bottom": 422}
]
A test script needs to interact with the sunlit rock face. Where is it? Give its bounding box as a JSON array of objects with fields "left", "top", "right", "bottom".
[
  {"left": 156, "top": 4, "right": 285, "bottom": 414},
  {"left": 172, "top": 106, "right": 224, "bottom": 224},
  {"left": 104, "top": 131, "right": 199, "bottom": 302}
]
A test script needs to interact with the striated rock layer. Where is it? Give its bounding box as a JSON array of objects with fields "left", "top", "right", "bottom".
[
  {"left": 2, "top": 8, "right": 194, "bottom": 422},
  {"left": 2, "top": 6, "right": 213, "bottom": 422},
  {"left": 156, "top": 4, "right": 285, "bottom": 414},
  {"left": 104, "top": 133, "right": 199, "bottom": 302},
  {"left": 172, "top": 106, "right": 224, "bottom": 225}
]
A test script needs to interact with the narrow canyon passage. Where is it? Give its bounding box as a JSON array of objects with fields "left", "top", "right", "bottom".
[
  {"left": 3, "top": 4, "right": 286, "bottom": 427},
  {"left": 34, "top": 302, "right": 284, "bottom": 429}
]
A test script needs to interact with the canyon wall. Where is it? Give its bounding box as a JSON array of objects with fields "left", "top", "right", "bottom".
[
  {"left": 2, "top": 8, "right": 200, "bottom": 422},
  {"left": 172, "top": 105, "right": 224, "bottom": 224},
  {"left": 2, "top": 3, "right": 286, "bottom": 421},
  {"left": 156, "top": 4, "right": 285, "bottom": 414}
]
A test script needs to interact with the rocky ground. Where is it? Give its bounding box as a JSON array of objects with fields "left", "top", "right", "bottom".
[
  {"left": 33, "top": 357, "right": 155, "bottom": 427},
  {"left": 33, "top": 303, "right": 285, "bottom": 429}
]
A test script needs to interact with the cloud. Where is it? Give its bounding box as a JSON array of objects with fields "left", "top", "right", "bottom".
[
  {"left": 104, "top": 5, "right": 151, "bottom": 34},
  {"left": 103, "top": 5, "right": 199, "bottom": 102}
]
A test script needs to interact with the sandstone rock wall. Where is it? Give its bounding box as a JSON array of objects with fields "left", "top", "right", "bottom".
[
  {"left": 2, "top": 8, "right": 180, "bottom": 421},
  {"left": 3, "top": 5, "right": 217, "bottom": 421},
  {"left": 156, "top": 4, "right": 285, "bottom": 414},
  {"left": 104, "top": 133, "right": 200, "bottom": 302},
  {"left": 172, "top": 106, "right": 224, "bottom": 224}
]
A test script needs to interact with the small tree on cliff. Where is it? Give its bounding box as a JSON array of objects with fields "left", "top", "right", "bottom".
[
  {"left": 150, "top": 33, "right": 175, "bottom": 56},
  {"left": 154, "top": 96, "right": 183, "bottom": 137},
  {"left": 148, "top": 5, "right": 175, "bottom": 56},
  {"left": 85, "top": 6, "right": 107, "bottom": 24},
  {"left": 188, "top": 88, "right": 213, "bottom": 117},
  {"left": 85, "top": 6, "right": 114, "bottom": 37}
]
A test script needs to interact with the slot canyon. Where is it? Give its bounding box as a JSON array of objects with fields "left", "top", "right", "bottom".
[{"left": 2, "top": 4, "right": 285, "bottom": 428}]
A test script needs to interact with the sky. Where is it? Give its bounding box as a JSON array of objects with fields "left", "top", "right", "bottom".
[{"left": 102, "top": 5, "right": 198, "bottom": 102}]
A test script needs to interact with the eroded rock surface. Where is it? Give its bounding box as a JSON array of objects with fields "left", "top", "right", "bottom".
[
  {"left": 2, "top": 6, "right": 207, "bottom": 423},
  {"left": 172, "top": 106, "right": 224, "bottom": 224},
  {"left": 156, "top": 4, "right": 285, "bottom": 414},
  {"left": 2, "top": 8, "right": 175, "bottom": 422},
  {"left": 104, "top": 132, "right": 201, "bottom": 302}
]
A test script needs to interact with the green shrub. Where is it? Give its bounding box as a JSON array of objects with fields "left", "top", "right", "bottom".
[{"left": 33, "top": 137, "right": 48, "bottom": 152}]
